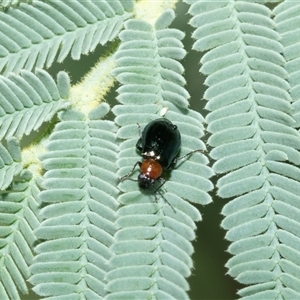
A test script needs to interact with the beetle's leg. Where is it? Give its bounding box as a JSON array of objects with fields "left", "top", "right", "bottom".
[
  {"left": 172, "top": 149, "right": 204, "bottom": 164},
  {"left": 154, "top": 177, "right": 166, "bottom": 192},
  {"left": 119, "top": 161, "right": 141, "bottom": 182}
]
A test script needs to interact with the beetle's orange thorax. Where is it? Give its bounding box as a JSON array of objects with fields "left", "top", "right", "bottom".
[{"left": 140, "top": 158, "right": 162, "bottom": 179}]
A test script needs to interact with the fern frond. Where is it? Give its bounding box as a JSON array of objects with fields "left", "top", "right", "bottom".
[
  {"left": 108, "top": 10, "right": 213, "bottom": 298},
  {"left": 187, "top": 1, "right": 300, "bottom": 298},
  {"left": 0, "top": 69, "right": 69, "bottom": 140},
  {"left": 274, "top": 3, "right": 300, "bottom": 128},
  {"left": 0, "top": 0, "right": 133, "bottom": 74},
  {"left": 0, "top": 170, "right": 41, "bottom": 300},
  {"left": 30, "top": 104, "right": 119, "bottom": 298}
]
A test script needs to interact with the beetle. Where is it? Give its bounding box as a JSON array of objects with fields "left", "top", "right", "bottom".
[{"left": 119, "top": 118, "right": 200, "bottom": 194}]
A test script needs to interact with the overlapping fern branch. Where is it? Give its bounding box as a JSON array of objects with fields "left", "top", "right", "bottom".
[
  {"left": 186, "top": 0, "right": 300, "bottom": 299},
  {"left": 29, "top": 104, "right": 119, "bottom": 298},
  {"left": 274, "top": 2, "right": 300, "bottom": 128},
  {"left": 0, "top": 137, "right": 22, "bottom": 190},
  {"left": 0, "top": 169, "right": 41, "bottom": 300},
  {"left": 0, "top": 69, "right": 69, "bottom": 140},
  {"left": 0, "top": 0, "right": 17, "bottom": 8},
  {"left": 106, "top": 9, "right": 213, "bottom": 299},
  {"left": 0, "top": 0, "right": 133, "bottom": 75},
  {"left": 0, "top": 67, "right": 70, "bottom": 299}
]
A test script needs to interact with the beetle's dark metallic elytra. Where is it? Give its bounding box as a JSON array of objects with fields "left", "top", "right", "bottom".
[
  {"left": 136, "top": 118, "right": 181, "bottom": 169},
  {"left": 135, "top": 118, "right": 180, "bottom": 191}
]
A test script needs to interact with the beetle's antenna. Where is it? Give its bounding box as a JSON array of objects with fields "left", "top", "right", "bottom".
[
  {"left": 173, "top": 149, "right": 204, "bottom": 164},
  {"left": 137, "top": 123, "right": 141, "bottom": 137},
  {"left": 119, "top": 161, "right": 141, "bottom": 182}
]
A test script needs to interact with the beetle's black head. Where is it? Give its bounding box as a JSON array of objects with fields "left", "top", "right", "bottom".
[{"left": 138, "top": 173, "right": 155, "bottom": 190}]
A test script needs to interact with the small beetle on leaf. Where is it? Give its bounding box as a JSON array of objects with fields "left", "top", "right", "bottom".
[{"left": 119, "top": 118, "right": 201, "bottom": 196}]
